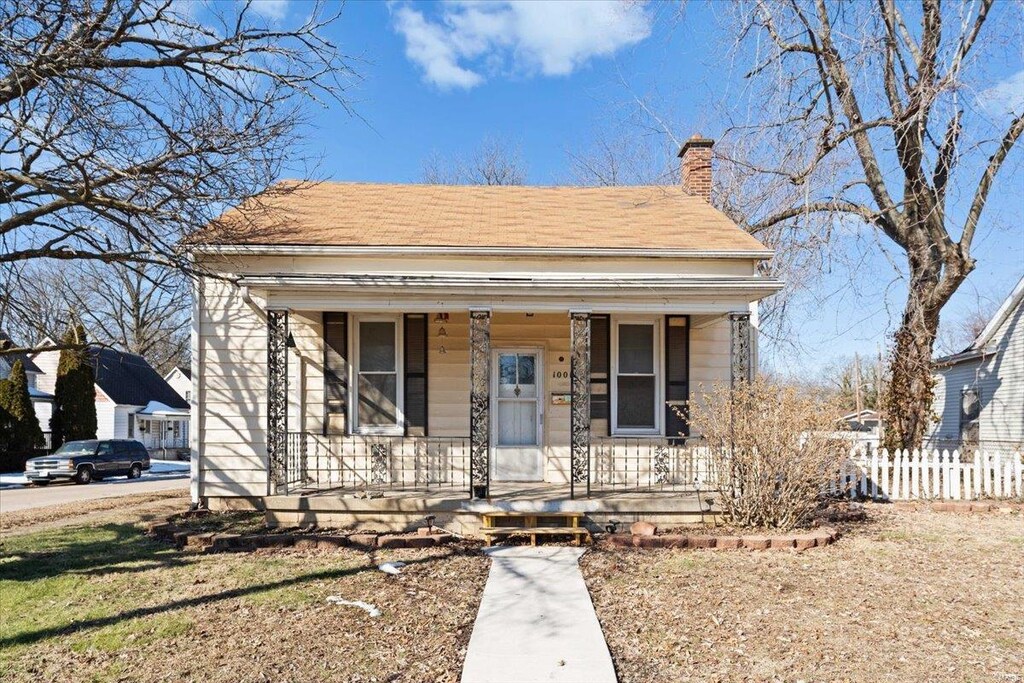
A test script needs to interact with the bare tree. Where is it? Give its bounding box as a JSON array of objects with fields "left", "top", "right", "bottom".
[
  {"left": 721, "top": 0, "right": 1024, "bottom": 449},
  {"left": 0, "top": 256, "right": 189, "bottom": 372},
  {"left": 565, "top": 123, "right": 826, "bottom": 352},
  {"left": 1, "top": 0, "right": 357, "bottom": 352},
  {"left": 566, "top": 128, "right": 678, "bottom": 186},
  {"left": 934, "top": 293, "right": 999, "bottom": 356},
  {"left": 421, "top": 137, "right": 527, "bottom": 185}
]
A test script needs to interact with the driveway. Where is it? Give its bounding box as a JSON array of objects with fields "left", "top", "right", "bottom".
[{"left": 0, "top": 461, "right": 189, "bottom": 513}]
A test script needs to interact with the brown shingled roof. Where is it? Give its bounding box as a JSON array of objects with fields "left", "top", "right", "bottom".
[{"left": 199, "top": 182, "right": 769, "bottom": 253}]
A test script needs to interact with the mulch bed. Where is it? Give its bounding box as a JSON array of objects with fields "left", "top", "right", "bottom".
[{"left": 582, "top": 505, "right": 1024, "bottom": 682}]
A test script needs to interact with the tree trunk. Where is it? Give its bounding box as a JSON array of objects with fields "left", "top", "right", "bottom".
[{"left": 881, "top": 240, "right": 965, "bottom": 450}]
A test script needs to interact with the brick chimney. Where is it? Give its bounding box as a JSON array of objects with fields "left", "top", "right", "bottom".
[{"left": 678, "top": 134, "right": 714, "bottom": 202}]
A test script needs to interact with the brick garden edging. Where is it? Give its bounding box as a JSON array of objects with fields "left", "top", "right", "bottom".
[
  {"left": 145, "top": 518, "right": 455, "bottom": 553},
  {"left": 892, "top": 501, "right": 1023, "bottom": 514},
  {"left": 605, "top": 528, "right": 840, "bottom": 551}
]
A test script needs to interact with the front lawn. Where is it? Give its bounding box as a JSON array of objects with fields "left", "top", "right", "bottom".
[
  {"left": 0, "top": 524, "right": 488, "bottom": 682},
  {"left": 583, "top": 506, "right": 1024, "bottom": 683}
]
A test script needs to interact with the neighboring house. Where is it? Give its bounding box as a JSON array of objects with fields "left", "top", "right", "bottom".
[
  {"left": 928, "top": 275, "right": 1024, "bottom": 452},
  {"left": 187, "top": 136, "right": 783, "bottom": 525},
  {"left": 32, "top": 343, "right": 190, "bottom": 457},
  {"left": 165, "top": 365, "right": 192, "bottom": 403},
  {"left": 837, "top": 409, "right": 882, "bottom": 452},
  {"left": 0, "top": 331, "right": 53, "bottom": 446}
]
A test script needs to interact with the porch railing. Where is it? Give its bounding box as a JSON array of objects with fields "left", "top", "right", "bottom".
[
  {"left": 284, "top": 432, "right": 471, "bottom": 493},
  {"left": 590, "top": 437, "right": 717, "bottom": 493}
]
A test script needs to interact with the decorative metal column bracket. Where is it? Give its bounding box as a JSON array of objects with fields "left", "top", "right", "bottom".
[
  {"left": 569, "top": 311, "right": 592, "bottom": 499},
  {"left": 267, "top": 309, "right": 289, "bottom": 494},
  {"left": 729, "top": 312, "right": 753, "bottom": 388},
  {"left": 469, "top": 309, "right": 491, "bottom": 499}
]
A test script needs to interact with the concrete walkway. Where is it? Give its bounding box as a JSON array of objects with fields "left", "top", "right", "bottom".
[{"left": 461, "top": 547, "right": 617, "bottom": 683}]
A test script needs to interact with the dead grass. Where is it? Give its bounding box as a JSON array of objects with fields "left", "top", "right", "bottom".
[
  {"left": 1, "top": 520, "right": 489, "bottom": 682},
  {"left": 582, "top": 505, "right": 1024, "bottom": 683},
  {"left": 0, "top": 491, "right": 189, "bottom": 535}
]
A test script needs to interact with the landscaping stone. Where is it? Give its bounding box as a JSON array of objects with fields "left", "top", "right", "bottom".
[
  {"left": 406, "top": 536, "right": 436, "bottom": 549},
  {"left": 316, "top": 535, "right": 350, "bottom": 550},
  {"left": 715, "top": 536, "right": 741, "bottom": 549},
  {"left": 293, "top": 537, "right": 319, "bottom": 550},
  {"left": 741, "top": 536, "right": 771, "bottom": 550},
  {"left": 349, "top": 533, "right": 378, "bottom": 549},
  {"left": 794, "top": 535, "right": 818, "bottom": 551},
  {"left": 211, "top": 533, "right": 241, "bottom": 552},
  {"left": 259, "top": 534, "right": 295, "bottom": 548},
  {"left": 186, "top": 532, "right": 215, "bottom": 549},
  {"left": 811, "top": 532, "right": 834, "bottom": 546},
  {"left": 630, "top": 521, "right": 657, "bottom": 536},
  {"left": 378, "top": 535, "right": 407, "bottom": 549},
  {"left": 606, "top": 534, "right": 634, "bottom": 547},
  {"left": 687, "top": 536, "right": 716, "bottom": 549},
  {"left": 634, "top": 535, "right": 661, "bottom": 548},
  {"left": 769, "top": 537, "right": 796, "bottom": 550},
  {"left": 661, "top": 535, "right": 688, "bottom": 549}
]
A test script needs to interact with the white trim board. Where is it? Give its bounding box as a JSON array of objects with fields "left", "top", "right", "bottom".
[{"left": 194, "top": 244, "right": 775, "bottom": 260}]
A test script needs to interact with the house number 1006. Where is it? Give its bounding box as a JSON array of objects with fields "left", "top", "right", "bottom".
[{"left": 552, "top": 370, "right": 569, "bottom": 379}]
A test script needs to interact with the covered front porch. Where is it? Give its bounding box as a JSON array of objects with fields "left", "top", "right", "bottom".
[{"left": 261, "top": 301, "right": 757, "bottom": 501}]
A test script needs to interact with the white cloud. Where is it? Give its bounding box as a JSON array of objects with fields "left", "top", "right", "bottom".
[
  {"left": 393, "top": 6, "right": 484, "bottom": 90},
  {"left": 391, "top": 1, "right": 652, "bottom": 90},
  {"left": 980, "top": 69, "right": 1024, "bottom": 116},
  {"left": 250, "top": 0, "right": 289, "bottom": 21}
]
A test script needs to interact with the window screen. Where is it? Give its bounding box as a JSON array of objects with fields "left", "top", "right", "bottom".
[
  {"left": 616, "top": 323, "right": 657, "bottom": 430},
  {"left": 357, "top": 321, "right": 399, "bottom": 428}
]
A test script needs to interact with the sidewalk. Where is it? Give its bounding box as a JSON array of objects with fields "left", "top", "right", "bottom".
[{"left": 461, "top": 546, "right": 617, "bottom": 683}]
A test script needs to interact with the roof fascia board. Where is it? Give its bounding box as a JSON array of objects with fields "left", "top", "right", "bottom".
[
  {"left": 968, "top": 274, "right": 1024, "bottom": 351},
  {"left": 932, "top": 347, "right": 997, "bottom": 367},
  {"left": 193, "top": 244, "right": 775, "bottom": 260},
  {"left": 238, "top": 273, "right": 783, "bottom": 290}
]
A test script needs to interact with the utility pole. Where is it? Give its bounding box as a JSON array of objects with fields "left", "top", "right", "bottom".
[{"left": 854, "top": 352, "right": 862, "bottom": 424}]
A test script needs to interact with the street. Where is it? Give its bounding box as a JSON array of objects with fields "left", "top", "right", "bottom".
[{"left": 0, "top": 465, "right": 188, "bottom": 513}]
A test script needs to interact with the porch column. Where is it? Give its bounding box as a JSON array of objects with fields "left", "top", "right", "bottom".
[
  {"left": 469, "top": 308, "right": 491, "bottom": 498},
  {"left": 267, "top": 308, "right": 289, "bottom": 495},
  {"left": 729, "top": 312, "right": 753, "bottom": 387},
  {"left": 569, "top": 311, "right": 591, "bottom": 499}
]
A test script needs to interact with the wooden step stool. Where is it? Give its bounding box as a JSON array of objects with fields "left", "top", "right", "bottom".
[{"left": 479, "top": 511, "right": 591, "bottom": 547}]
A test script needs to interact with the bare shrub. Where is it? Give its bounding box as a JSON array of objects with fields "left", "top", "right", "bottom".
[{"left": 687, "top": 378, "right": 848, "bottom": 530}]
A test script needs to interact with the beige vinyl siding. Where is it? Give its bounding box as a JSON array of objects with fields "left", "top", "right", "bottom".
[{"left": 197, "top": 278, "right": 270, "bottom": 497}]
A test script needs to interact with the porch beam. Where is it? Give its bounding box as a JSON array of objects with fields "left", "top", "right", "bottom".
[
  {"left": 267, "top": 308, "right": 289, "bottom": 495},
  {"left": 729, "top": 312, "right": 753, "bottom": 387},
  {"left": 569, "top": 311, "right": 592, "bottom": 498},
  {"left": 469, "top": 308, "right": 491, "bottom": 498}
]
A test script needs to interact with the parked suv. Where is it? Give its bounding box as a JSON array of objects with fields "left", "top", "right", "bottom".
[{"left": 24, "top": 440, "right": 151, "bottom": 485}]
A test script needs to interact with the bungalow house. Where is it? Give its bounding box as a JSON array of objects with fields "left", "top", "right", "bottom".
[
  {"left": 928, "top": 275, "right": 1024, "bottom": 451},
  {"left": 32, "top": 344, "right": 191, "bottom": 457},
  {"left": 189, "top": 138, "right": 783, "bottom": 528}
]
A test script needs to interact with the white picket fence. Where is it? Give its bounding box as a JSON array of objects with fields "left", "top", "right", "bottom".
[{"left": 833, "top": 449, "right": 1024, "bottom": 501}]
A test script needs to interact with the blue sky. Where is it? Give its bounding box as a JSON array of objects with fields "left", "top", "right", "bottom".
[{"left": 252, "top": 0, "right": 1023, "bottom": 376}]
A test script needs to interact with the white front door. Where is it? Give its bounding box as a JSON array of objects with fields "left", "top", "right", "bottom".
[{"left": 492, "top": 349, "right": 544, "bottom": 482}]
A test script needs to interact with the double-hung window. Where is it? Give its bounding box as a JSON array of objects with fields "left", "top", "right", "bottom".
[
  {"left": 352, "top": 316, "right": 403, "bottom": 434},
  {"left": 612, "top": 320, "right": 661, "bottom": 434}
]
